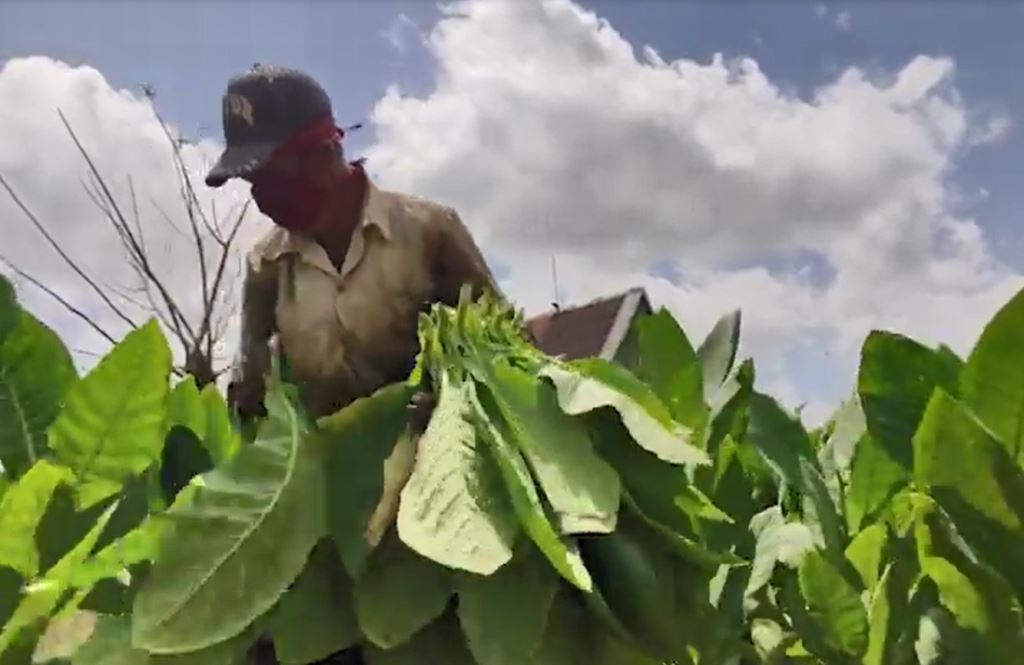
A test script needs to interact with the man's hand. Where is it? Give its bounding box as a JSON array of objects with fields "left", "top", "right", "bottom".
[
  {"left": 227, "top": 377, "right": 268, "bottom": 420},
  {"left": 407, "top": 390, "right": 437, "bottom": 434}
]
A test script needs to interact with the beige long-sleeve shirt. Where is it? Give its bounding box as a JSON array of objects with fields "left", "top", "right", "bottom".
[{"left": 232, "top": 176, "right": 499, "bottom": 418}]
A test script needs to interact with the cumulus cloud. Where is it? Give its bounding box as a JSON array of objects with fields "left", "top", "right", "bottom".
[
  {"left": 815, "top": 5, "right": 852, "bottom": 31},
  {"left": 363, "top": 0, "right": 1022, "bottom": 422},
  {"left": 0, "top": 56, "right": 270, "bottom": 373},
  {"left": 1, "top": 0, "right": 1020, "bottom": 427},
  {"left": 967, "top": 113, "right": 1012, "bottom": 147},
  {"left": 380, "top": 13, "right": 425, "bottom": 55}
]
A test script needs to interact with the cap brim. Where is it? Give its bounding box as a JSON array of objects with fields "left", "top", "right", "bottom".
[{"left": 204, "top": 141, "right": 280, "bottom": 188}]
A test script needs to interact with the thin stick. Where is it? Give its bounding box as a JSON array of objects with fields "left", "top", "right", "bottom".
[
  {"left": 58, "top": 108, "right": 197, "bottom": 344},
  {"left": 0, "top": 258, "right": 117, "bottom": 345},
  {"left": 0, "top": 171, "right": 139, "bottom": 331}
]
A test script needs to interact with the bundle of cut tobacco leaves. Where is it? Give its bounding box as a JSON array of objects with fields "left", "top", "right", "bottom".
[{"left": 79, "top": 288, "right": 742, "bottom": 665}]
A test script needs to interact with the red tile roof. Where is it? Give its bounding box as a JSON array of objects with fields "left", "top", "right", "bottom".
[{"left": 526, "top": 287, "right": 651, "bottom": 360}]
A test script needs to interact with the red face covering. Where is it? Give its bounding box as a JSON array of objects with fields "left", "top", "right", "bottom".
[
  {"left": 250, "top": 171, "right": 330, "bottom": 234},
  {"left": 250, "top": 118, "right": 345, "bottom": 234}
]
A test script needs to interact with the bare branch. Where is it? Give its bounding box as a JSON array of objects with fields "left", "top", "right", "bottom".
[
  {"left": 148, "top": 196, "right": 190, "bottom": 241},
  {"left": 196, "top": 199, "right": 250, "bottom": 351},
  {"left": 0, "top": 171, "right": 140, "bottom": 331},
  {"left": 0, "top": 257, "right": 118, "bottom": 345},
  {"left": 57, "top": 108, "right": 198, "bottom": 345},
  {"left": 154, "top": 109, "right": 219, "bottom": 240},
  {"left": 127, "top": 176, "right": 148, "bottom": 259}
]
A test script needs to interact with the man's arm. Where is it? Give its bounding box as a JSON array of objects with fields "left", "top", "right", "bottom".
[
  {"left": 432, "top": 206, "right": 503, "bottom": 307},
  {"left": 227, "top": 254, "right": 278, "bottom": 417}
]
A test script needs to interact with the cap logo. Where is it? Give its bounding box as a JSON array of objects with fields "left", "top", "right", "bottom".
[{"left": 225, "top": 93, "right": 255, "bottom": 127}]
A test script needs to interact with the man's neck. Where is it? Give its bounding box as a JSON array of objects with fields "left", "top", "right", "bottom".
[{"left": 314, "top": 166, "right": 367, "bottom": 269}]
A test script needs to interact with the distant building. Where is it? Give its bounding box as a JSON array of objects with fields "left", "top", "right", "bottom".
[{"left": 525, "top": 287, "right": 652, "bottom": 361}]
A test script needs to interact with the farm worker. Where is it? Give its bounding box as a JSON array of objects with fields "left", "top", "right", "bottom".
[{"left": 205, "top": 65, "right": 500, "bottom": 548}]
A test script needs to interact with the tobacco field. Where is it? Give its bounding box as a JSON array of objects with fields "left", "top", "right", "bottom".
[{"left": 1, "top": 271, "right": 1023, "bottom": 665}]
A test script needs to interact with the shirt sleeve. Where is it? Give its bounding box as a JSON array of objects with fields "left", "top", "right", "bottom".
[
  {"left": 230, "top": 253, "right": 278, "bottom": 390},
  {"left": 432, "top": 206, "right": 503, "bottom": 307}
]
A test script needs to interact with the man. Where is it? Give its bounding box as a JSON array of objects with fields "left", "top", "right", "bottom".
[
  {"left": 207, "top": 65, "right": 499, "bottom": 419},
  {"left": 205, "top": 65, "right": 499, "bottom": 664}
]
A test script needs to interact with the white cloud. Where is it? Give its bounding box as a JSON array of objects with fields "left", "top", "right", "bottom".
[
  {"left": 815, "top": 5, "right": 852, "bottom": 32},
  {"left": 967, "top": 113, "right": 1012, "bottom": 146},
  {"left": 363, "top": 0, "right": 1023, "bottom": 423},
  {"left": 380, "top": 13, "right": 424, "bottom": 55},
  {"left": 1, "top": 0, "right": 1021, "bottom": 428},
  {"left": 0, "top": 56, "right": 271, "bottom": 375}
]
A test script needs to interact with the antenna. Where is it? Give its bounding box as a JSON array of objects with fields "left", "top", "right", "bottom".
[{"left": 546, "top": 214, "right": 561, "bottom": 311}]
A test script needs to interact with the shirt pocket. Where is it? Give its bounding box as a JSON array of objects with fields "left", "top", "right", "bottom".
[
  {"left": 275, "top": 262, "right": 345, "bottom": 371},
  {"left": 343, "top": 242, "right": 432, "bottom": 350}
]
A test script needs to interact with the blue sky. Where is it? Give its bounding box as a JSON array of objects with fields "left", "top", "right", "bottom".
[
  {"left": 1, "top": 1, "right": 1021, "bottom": 422},
  {"left": 2, "top": 1, "right": 1020, "bottom": 268}
]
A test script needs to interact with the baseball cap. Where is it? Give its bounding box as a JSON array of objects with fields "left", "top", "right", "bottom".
[{"left": 205, "top": 65, "right": 334, "bottom": 188}]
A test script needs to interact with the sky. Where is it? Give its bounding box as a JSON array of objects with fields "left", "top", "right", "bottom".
[{"left": 1, "top": 0, "right": 1021, "bottom": 425}]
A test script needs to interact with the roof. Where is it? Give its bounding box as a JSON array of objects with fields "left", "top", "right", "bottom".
[{"left": 525, "top": 287, "right": 652, "bottom": 360}]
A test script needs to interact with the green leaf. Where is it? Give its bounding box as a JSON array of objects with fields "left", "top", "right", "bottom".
[
  {"left": 579, "top": 520, "right": 681, "bottom": 660},
  {"left": 961, "top": 286, "right": 1024, "bottom": 465},
  {"left": 130, "top": 378, "right": 325, "bottom": 654},
  {"left": 70, "top": 615, "right": 146, "bottom": 665},
  {"left": 0, "top": 567, "right": 24, "bottom": 629},
  {"left": 0, "top": 309, "right": 77, "bottom": 478},
  {"left": 617, "top": 308, "right": 706, "bottom": 431},
  {"left": 913, "top": 605, "right": 976, "bottom": 665},
  {"left": 69, "top": 515, "right": 165, "bottom": 590},
  {"left": 913, "top": 389, "right": 1024, "bottom": 596},
  {"left": 397, "top": 374, "right": 516, "bottom": 575},
  {"left": 587, "top": 412, "right": 732, "bottom": 565},
  {"left": 0, "top": 275, "right": 16, "bottom": 344},
  {"left": 269, "top": 541, "right": 359, "bottom": 664},
  {"left": 0, "top": 459, "right": 71, "bottom": 576},
  {"left": 159, "top": 426, "right": 212, "bottom": 505},
  {"left": 0, "top": 499, "right": 116, "bottom": 657},
  {"left": 35, "top": 482, "right": 118, "bottom": 573},
  {"left": 913, "top": 497, "right": 1024, "bottom": 661},
  {"left": 744, "top": 507, "right": 815, "bottom": 603},
  {"left": 863, "top": 560, "right": 916, "bottom": 665},
  {"left": 798, "top": 550, "right": 869, "bottom": 658},
  {"left": 484, "top": 362, "right": 620, "bottom": 534},
  {"left": 72, "top": 614, "right": 259, "bottom": 665},
  {"left": 864, "top": 566, "right": 895, "bottom": 665},
  {"left": 744, "top": 392, "right": 816, "bottom": 490},
  {"left": 696, "top": 310, "right": 741, "bottom": 406},
  {"left": 364, "top": 611, "right": 476, "bottom": 665},
  {"left": 354, "top": 533, "right": 452, "bottom": 650},
  {"left": 198, "top": 385, "right": 239, "bottom": 466},
  {"left": 798, "top": 457, "right": 846, "bottom": 553},
  {"left": 539, "top": 359, "right": 708, "bottom": 467},
  {"left": 90, "top": 473, "right": 151, "bottom": 556},
  {"left": 750, "top": 618, "right": 792, "bottom": 661},
  {"left": 845, "top": 432, "right": 908, "bottom": 533},
  {"left": 48, "top": 321, "right": 171, "bottom": 490},
  {"left": 470, "top": 382, "right": 593, "bottom": 592},
  {"left": 915, "top": 390, "right": 1024, "bottom": 532},
  {"left": 858, "top": 331, "right": 960, "bottom": 470},
  {"left": 534, "top": 589, "right": 590, "bottom": 665},
  {"left": 166, "top": 377, "right": 205, "bottom": 439},
  {"left": 456, "top": 545, "right": 559, "bottom": 665},
  {"left": 319, "top": 382, "right": 415, "bottom": 579},
  {"left": 918, "top": 556, "right": 1022, "bottom": 658},
  {"left": 817, "top": 395, "right": 865, "bottom": 496},
  {"left": 844, "top": 523, "right": 888, "bottom": 592}
]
